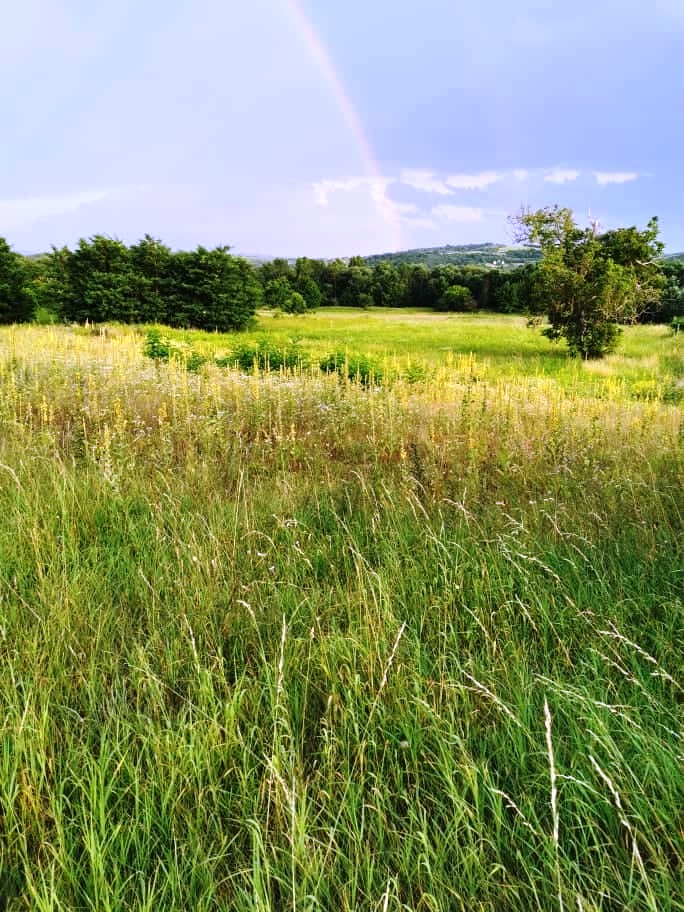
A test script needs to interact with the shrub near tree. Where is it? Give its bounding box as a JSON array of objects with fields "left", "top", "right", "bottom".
[
  {"left": 436, "top": 284, "right": 476, "bottom": 312},
  {"left": 282, "top": 291, "right": 307, "bottom": 314}
]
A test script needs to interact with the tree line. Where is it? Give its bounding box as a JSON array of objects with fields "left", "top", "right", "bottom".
[
  {"left": 0, "top": 236, "right": 260, "bottom": 332},
  {"left": 0, "top": 235, "right": 560, "bottom": 328},
  {"left": 258, "top": 253, "right": 541, "bottom": 314},
  {"left": 0, "top": 216, "right": 682, "bottom": 348}
]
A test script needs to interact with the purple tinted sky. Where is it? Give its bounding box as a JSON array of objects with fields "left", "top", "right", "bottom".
[{"left": 3, "top": 0, "right": 683, "bottom": 257}]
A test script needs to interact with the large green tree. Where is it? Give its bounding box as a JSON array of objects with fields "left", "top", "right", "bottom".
[
  {"left": 342, "top": 259, "right": 374, "bottom": 307},
  {"left": 264, "top": 276, "right": 292, "bottom": 310},
  {"left": 293, "top": 260, "right": 323, "bottom": 309},
  {"left": 371, "top": 262, "right": 406, "bottom": 308},
  {"left": 62, "top": 236, "right": 135, "bottom": 323},
  {"left": 0, "top": 239, "right": 32, "bottom": 323},
  {"left": 129, "top": 235, "right": 173, "bottom": 323},
  {"left": 512, "top": 207, "right": 663, "bottom": 358},
  {"left": 167, "top": 247, "right": 260, "bottom": 331},
  {"left": 23, "top": 248, "right": 72, "bottom": 321},
  {"left": 405, "top": 264, "right": 431, "bottom": 309}
]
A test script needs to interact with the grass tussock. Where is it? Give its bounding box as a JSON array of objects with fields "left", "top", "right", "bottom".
[{"left": 0, "top": 319, "right": 681, "bottom": 911}]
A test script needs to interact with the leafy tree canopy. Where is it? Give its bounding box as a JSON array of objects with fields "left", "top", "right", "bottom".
[{"left": 511, "top": 207, "right": 664, "bottom": 358}]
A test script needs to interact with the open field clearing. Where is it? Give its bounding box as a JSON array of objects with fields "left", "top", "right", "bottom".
[
  {"left": 162, "top": 309, "right": 684, "bottom": 402},
  {"left": 0, "top": 316, "right": 682, "bottom": 910}
]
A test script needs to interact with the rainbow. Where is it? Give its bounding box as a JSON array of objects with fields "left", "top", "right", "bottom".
[{"left": 281, "top": 0, "right": 403, "bottom": 252}]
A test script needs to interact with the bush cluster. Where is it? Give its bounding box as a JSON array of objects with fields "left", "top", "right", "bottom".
[{"left": 5, "top": 236, "right": 261, "bottom": 331}]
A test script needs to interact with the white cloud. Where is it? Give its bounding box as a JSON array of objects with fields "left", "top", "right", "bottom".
[
  {"left": 446, "top": 171, "right": 501, "bottom": 190},
  {"left": 313, "top": 178, "right": 362, "bottom": 206},
  {"left": 312, "top": 162, "right": 645, "bottom": 250},
  {"left": 399, "top": 169, "right": 452, "bottom": 196},
  {"left": 432, "top": 205, "right": 483, "bottom": 223},
  {"left": 311, "top": 176, "right": 410, "bottom": 250},
  {"left": 544, "top": 168, "right": 580, "bottom": 184},
  {"left": 312, "top": 176, "right": 395, "bottom": 207},
  {"left": 311, "top": 175, "right": 420, "bottom": 230},
  {"left": 367, "top": 180, "right": 401, "bottom": 207},
  {"left": 370, "top": 190, "right": 421, "bottom": 228},
  {"left": 0, "top": 189, "right": 118, "bottom": 230},
  {"left": 593, "top": 171, "right": 639, "bottom": 185}
]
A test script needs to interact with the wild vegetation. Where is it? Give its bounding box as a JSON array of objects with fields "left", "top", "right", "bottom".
[{"left": 0, "top": 312, "right": 681, "bottom": 910}]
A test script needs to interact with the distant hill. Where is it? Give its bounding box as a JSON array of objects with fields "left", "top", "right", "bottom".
[
  {"left": 364, "top": 244, "right": 684, "bottom": 270},
  {"left": 363, "top": 243, "right": 541, "bottom": 269}
]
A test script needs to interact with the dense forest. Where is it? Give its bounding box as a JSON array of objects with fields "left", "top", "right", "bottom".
[{"left": 1, "top": 232, "right": 682, "bottom": 330}]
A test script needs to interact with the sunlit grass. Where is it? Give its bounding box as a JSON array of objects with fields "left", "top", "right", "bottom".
[
  {"left": 0, "top": 318, "right": 681, "bottom": 910},
  {"left": 156, "top": 307, "right": 683, "bottom": 401}
]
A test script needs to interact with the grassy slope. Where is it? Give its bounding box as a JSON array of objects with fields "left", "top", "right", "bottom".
[{"left": 0, "top": 315, "right": 681, "bottom": 911}]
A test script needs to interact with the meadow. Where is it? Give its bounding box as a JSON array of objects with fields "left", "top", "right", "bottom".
[
  {"left": 0, "top": 311, "right": 681, "bottom": 911},
  {"left": 165, "top": 309, "right": 683, "bottom": 401}
]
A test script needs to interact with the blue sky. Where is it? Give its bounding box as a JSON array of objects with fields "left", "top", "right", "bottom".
[{"left": 3, "top": 0, "right": 683, "bottom": 257}]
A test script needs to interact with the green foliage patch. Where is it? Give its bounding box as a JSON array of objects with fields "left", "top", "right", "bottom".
[
  {"left": 143, "top": 328, "right": 207, "bottom": 371},
  {"left": 319, "top": 349, "right": 385, "bottom": 385},
  {"left": 216, "top": 337, "right": 309, "bottom": 372}
]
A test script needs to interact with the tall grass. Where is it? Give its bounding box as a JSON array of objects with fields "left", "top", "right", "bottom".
[{"left": 0, "top": 321, "right": 681, "bottom": 910}]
